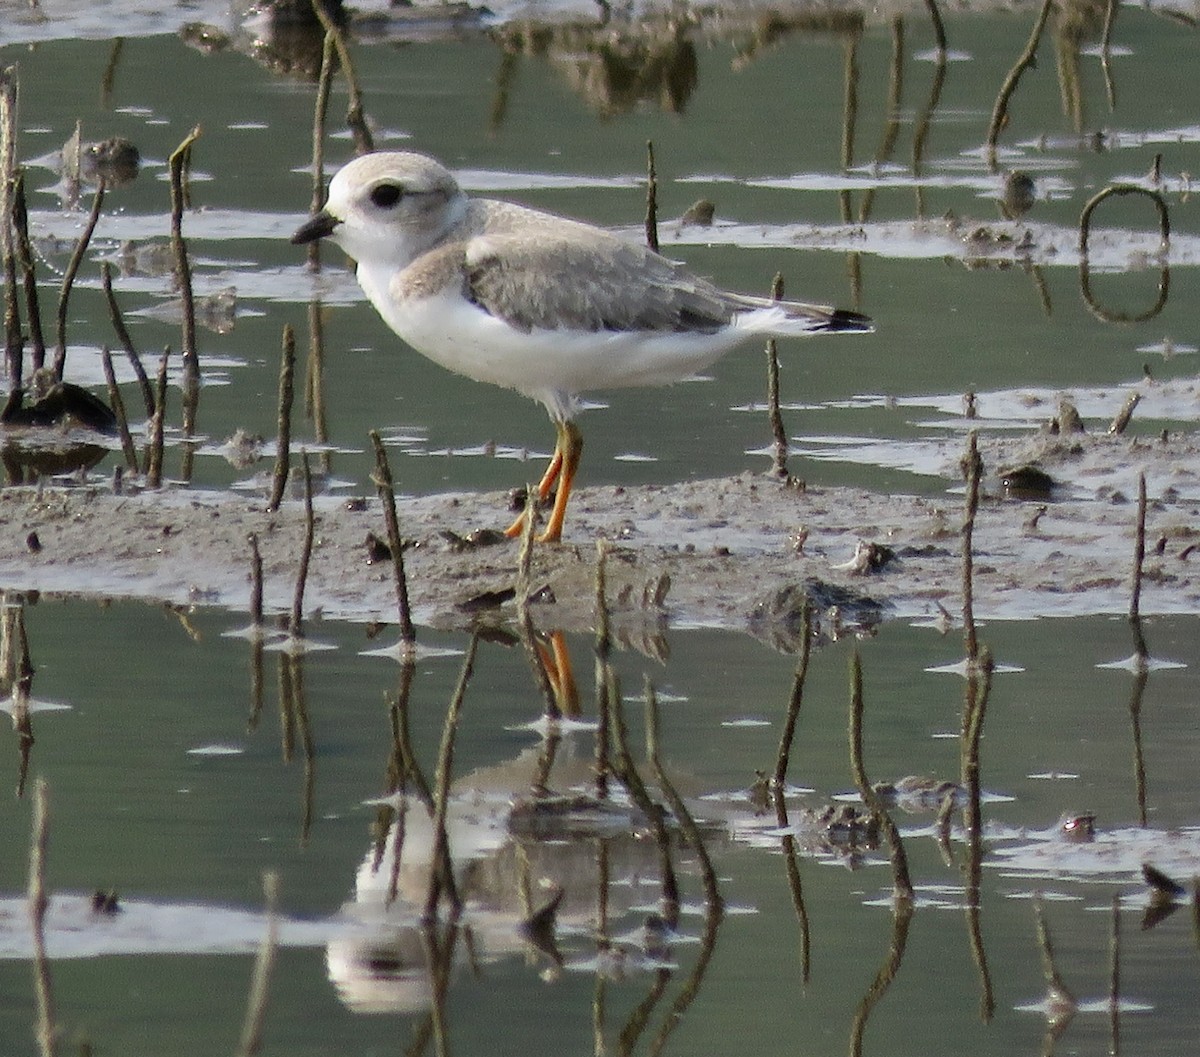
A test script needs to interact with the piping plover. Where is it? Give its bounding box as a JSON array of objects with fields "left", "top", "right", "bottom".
[{"left": 292, "top": 151, "right": 872, "bottom": 542}]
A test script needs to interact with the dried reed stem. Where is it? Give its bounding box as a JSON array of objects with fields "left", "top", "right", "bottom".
[
  {"left": 146, "top": 347, "right": 169, "bottom": 488},
  {"left": 101, "top": 261, "right": 153, "bottom": 417},
  {"left": 290, "top": 451, "right": 315, "bottom": 636},
  {"left": 644, "top": 140, "right": 659, "bottom": 254},
  {"left": 1130, "top": 472, "right": 1146, "bottom": 622},
  {"left": 100, "top": 346, "right": 137, "bottom": 470},
  {"left": 267, "top": 324, "right": 295, "bottom": 512},
  {"left": 368, "top": 430, "right": 415, "bottom": 647},
  {"left": 53, "top": 179, "right": 105, "bottom": 380}
]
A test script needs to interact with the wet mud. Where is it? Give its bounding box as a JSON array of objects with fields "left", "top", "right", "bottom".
[{"left": 2, "top": 425, "right": 1197, "bottom": 640}]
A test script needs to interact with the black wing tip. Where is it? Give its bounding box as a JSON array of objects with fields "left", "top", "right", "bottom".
[{"left": 826, "top": 308, "right": 874, "bottom": 333}]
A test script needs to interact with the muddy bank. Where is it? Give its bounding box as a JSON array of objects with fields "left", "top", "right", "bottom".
[{"left": 1, "top": 426, "right": 1198, "bottom": 643}]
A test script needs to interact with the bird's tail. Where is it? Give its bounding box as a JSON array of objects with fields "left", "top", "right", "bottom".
[{"left": 731, "top": 295, "right": 873, "bottom": 336}]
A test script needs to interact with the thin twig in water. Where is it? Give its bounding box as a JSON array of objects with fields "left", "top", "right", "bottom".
[
  {"left": 248, "top": 532, "right": 264, "bottom": 628},
  {"left": 167, "top": 127, "right": 201, "bottom": 459},
  {"left": 100, "top": 346, "right": 138, "bottom": 471},
  {"left": 1, "top": 67, "right": 21, "bottom": 386},
  {"left": 369, "top": 430, "right": 416, "bottom": 648},
  {"left": 13, "top": 172, "right": 45, "bottom": 374},
  {"left": 1130, "top": 472, "right": 1146, "bottom": 622},
  {"left": 765, "top": 272, "right": 791, "bottom": 481},
  {"left": 236, "top": 871, "right": 280, "bottom": 1057},
  {"left": 146, "top": 347, "right": 169, "bottom": 488},
  {"left": 644, "top": 140, "right": 659, "bottom": 254},
  {"left": 53, "top": 180, "right": 106, "bottom": 380},
  {"left": 267, "top": 324, "right": 295, "bottom": 512},
  {"left": 101, "top": 262, "right": 153, "bottom": 417}
]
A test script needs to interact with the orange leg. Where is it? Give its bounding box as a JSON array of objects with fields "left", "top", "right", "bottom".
[
  {"left": 539, "top": 420, "right": 582, "bottom": 543},
  {"left": 504, "top": 420, "right": 583, "bottom": 543}
]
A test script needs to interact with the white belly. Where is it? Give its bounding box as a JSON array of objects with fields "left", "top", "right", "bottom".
[{"left": 357, "top": 265, "right": 751, "bottom": 420}]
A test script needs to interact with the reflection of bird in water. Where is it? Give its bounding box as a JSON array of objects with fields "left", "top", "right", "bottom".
[
  {"left": 493, "top": 21, "right": 699, "bottom": 118},
  {"left": 293, "top": 151, "right": 871, "bottom": 541}
]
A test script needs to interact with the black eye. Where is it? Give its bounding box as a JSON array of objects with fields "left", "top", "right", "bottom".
[{"left": 369, "top": 183, "right": 403, "bottom": 209}]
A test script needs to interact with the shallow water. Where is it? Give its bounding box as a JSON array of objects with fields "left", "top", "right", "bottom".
[{"left": 1, "top": 1, "right": 1200, "bottom": 1054}]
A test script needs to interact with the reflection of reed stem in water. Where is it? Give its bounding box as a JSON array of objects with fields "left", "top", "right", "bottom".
[
  {"left": 1126, "top": 633, "right": 1149, "bottom": 827},
  {"left": 1100, "top": 0, "right": 1119, "bottom": 109},
  {"left": 960, "top": 431, "right": 982, "bottom": 665},
  {"left": 53, "top": 178, "right": 105, "bottom": 381},
  {"left": 145, "top": 347, "right": 169, "bottom": 488},
  {"left": 101, "top": 261, "right": 153, "bottom": 417},
  {"left": 236, "top": 871, "right": 280, "bottom": 1057},
  {"left": 962, "top": 647, "right": 995, "bottom": 1021},
  {"left": 857, "top": 19, "right": 904, "bottom": 225},
  {"left": 420, "top": 921, "right": 459, "bottom": 1057},
  {"left": 911, "top": 43, "right": 947, "bottom": 217},
  {"left": 2, "top": 599, "right": 35, "bottom": 797},
  {"left": 592, "top": 840, "right": 611, "bottom": 1053},
  {"left": 289, "top": 452, "right": 316, "bottom": 636},
  {"left": 593, "top": 541, "right": 613, "bottom": 798},
  {"left": 848, "top": 896, "right": 914, "bottom": 1057},
  {"left": 312, "top": 14, "right": 374, "bottom": 154},
  {"left": 773, "top": 601, "right": 812, "bottom": 791},
  {"left": 308, "top": 31, "right": 335, "bottom": 270},
  {"left": 267, "top": 324, "right": 296, "bottom": 513},
  {"left": 277, "top": 647, "right": 295, "bottom": 763},
  {"left": 289, "top": 653, "right": 315, "bottom": 846},
  {"left": 764, "top": 273, "right": 791, "bottom": 482},
  {"left": 986, "top": 0, "right": 1054, "bottom": 169},
  {"left": 369, "top": 431, "right": 417, "bottom": 647},
  {"left": 247, "top": 536, "right": 265, "bottom": 732},
  {"left": 839, "top": 32, "right": 860, "bottom": 223},
  {"left": 645, "top": 677, "right": 722, "bottom": 909},
  {"left": 772, "top": 603, "right": 813, "bottom": 980},
  {"left": 423, "top": 631, "right": 478, "bottom": 923},
  {"left": 100, "top": 346, "right": 138, "bottom": 471},
  {"left": 13, "top": 172, "right": 46, "bottom": 375},
  {"left": 1109, "top": 894, "right": 1121, "bottom": 1052},
  {"left": 923, "top": 0, "right": 947, "bottom": 53},
  {"left": 167, "top": 127, "right": 201, "bottom": 480},
  {"left": 28, "top": 777, "right": 57, "bottom": 1057},
  {"left": 849, "top": 651, "right": 914, "bottom": 900},
  {"left": 100, "top": 37, "right": 123, "bottom": 109},
  {"left": 1033, "top": 898, "right": 1076, "bottom": 1038},
  {"left": 1079, "top": 185, "right": 1170, "bottom": 323},
  {"left": 644, "top": 140, "right": 659, "bottom": 254},
  {"left": 608, "top": 667, "right": 679, "bottom": 926}
]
